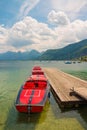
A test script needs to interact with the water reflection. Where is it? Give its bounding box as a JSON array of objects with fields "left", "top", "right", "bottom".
[
  {"left": 17, "top": 112, "right": 43, "bottom": 124},
  {"left": 3, "top": 100, "right": 50, "bottom": 130},
  {"left": 78, "top": 106, "right": 87, "bottom": 130},
  {"left": 3, "top": 107, "right": 38, "bottom": 130},
  {"left": 50, "top": 92, "right": 87, "bottom": 129}
]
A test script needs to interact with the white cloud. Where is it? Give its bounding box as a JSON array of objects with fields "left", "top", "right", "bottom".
[
  {"left": 54, "top": 19, "right": 87, "bottom": 47},
  {"left": 18, "top": 0, "right": 40, "bottom": 19},
  {"left": 0, "top": 26, "right": 17, "bottom": 53},
  {"left": 0, "top": 26, "right": 8, "bottom": 44},
  {"left": 5, "top": 16, "right": 56, "bottom": 52},
  {"left": 0, "top": 11, "right": 87, "bottom": 53},
  {"left": 48, "top": 10, "right": 70, "bottom": 26},
  {"left": 71, "top": 20, "right": 87, "bottom": 40},
  {"left": 50, "top": 0, "right": 87, "bottom": 20}
]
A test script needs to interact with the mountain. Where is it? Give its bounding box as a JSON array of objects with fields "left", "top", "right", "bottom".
[
  {"left": 0, "top": 50, "right": 41, "bottom": 60},
  {"left": 0, "top": 39, "right": 87, "bottom": 60},
  {"left": 39, "top": 39, "right": 87, "bottom": 60}
]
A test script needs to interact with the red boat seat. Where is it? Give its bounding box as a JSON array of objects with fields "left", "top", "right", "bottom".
[
  {"left": 32, "top": 66, "right": 42, "bottom": 70},
  {"left": 35, "top": 81, "right": 47, "bottom": 89},
  {"left": 23, "top": 81, "right": 35, "bottom": 89},
  {"left": 32, "top": 71, "right": 44, "bottom": 75},
  {"left": 23, "top": 81, "right": 47, "bottom": 89}
]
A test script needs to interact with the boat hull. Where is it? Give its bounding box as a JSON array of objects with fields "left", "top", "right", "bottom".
[
  {"left": 15, "top": 86, "right": 49, "bottom": 113},
  {"left": 16, "top": 105, "right": 43, "bottom": 113},
  {"left": 15, "top": 67, "right": 50, "bottom": 113}
]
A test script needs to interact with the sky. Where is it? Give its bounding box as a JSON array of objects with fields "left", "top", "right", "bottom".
[{"left": 0, "top": 0, "right": 87, "bottom": 53}]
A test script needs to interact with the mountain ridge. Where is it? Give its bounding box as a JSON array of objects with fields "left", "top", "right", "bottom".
[
  {"left": 0, "top": 39, "right": 87, "bottom": 60},
  {"left": 0, "top": 50, "right": 41, "bottom": 60},
  {"left": 39, "top": 39, "right": 87, "bottom": 60}
]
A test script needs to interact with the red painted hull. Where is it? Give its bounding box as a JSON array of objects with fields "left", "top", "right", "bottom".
[
  {"left": 16, "top": 105, "right": 43, "bottom": 113},
  {"left": 15, "top": 72, "right": 50, "bottom": 113}
]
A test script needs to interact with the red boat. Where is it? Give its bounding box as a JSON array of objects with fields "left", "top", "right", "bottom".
[
  {"left": 15, "top": 75, "right": 50, "bottom": 113},
  {"left": 32, "top": 69, "right": 44, "bottom": 75},
  {"left": 32, "top": 66, "right": 42, "bottom": 70}
]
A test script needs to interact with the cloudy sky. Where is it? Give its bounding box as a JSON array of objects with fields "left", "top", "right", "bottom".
[{"left": 0, "top": 0, "right": 87, "bottom": 53}]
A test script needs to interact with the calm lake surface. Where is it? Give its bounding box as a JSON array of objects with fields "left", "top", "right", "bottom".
[{"left": 0, "top": 61, "right": 87, "bottom": 130}]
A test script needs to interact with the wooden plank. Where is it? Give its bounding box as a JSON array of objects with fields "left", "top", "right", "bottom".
[
  {"left": 72, "top": 88, "right": 87, "bottom": 100},
  {"left": 43, "top": 67, "right": 87, "bottom": 105}
]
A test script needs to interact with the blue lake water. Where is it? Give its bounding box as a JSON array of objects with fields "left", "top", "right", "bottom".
[{"left": 0, "top": 61, "right": 87, "bottom": 130}]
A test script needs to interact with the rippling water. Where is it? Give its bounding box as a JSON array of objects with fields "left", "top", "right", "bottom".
[{"left": 0, "top": 61, "right": 87, "bottom": 130}]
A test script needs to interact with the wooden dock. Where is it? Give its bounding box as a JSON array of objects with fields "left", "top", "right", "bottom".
[{"left": 43, "top": 68, "right": 87, "bottom": 108}]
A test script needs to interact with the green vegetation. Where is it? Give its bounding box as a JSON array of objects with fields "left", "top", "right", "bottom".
[
  {"left": 39, "top": 39, "right": 87, "bottom": 60},
  {"left": 80, "top": 56, "right": 87, "bottom": 61},
  {"left": 66, "top": 71, "right": 87, "bottom": 81}
]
